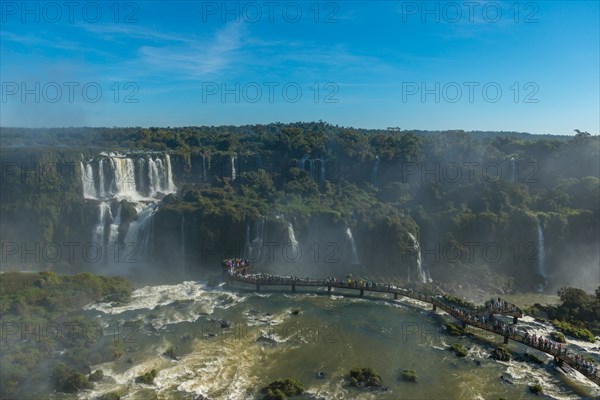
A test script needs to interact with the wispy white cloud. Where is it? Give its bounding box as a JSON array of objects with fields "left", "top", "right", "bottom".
[{"left": 137, "top": 23, "right": 246, "bottom": 79}]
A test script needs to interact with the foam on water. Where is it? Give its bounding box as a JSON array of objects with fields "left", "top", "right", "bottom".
[{"left": 85, "top": 281, "right": 246, "bottom": 316}]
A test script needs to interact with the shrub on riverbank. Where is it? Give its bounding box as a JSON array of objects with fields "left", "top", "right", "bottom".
[
  {"left": 550, "top": 331, "right": 566, "bottom": 343},
  {"left": 551, "top": 320, "right": 595, "bottom": 342},
  {"left": 443, "top": 295, "right": 477, "bottom": 309}
]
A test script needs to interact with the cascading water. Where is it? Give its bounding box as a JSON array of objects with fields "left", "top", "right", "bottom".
[
  {"left": 108, "top": 203, "right": 122, "bottom": 249},
  {"left": 231, "top": 156, "right": 237, "bottom": 181},
  {"left": 81, "top": 161, "right": 97, "bottom": 199},
  {"left": 537, "top": 222, "right": 547, "bottom": 291},
  {"left": 408, "top": 232, "right": 427, "bottom": 284},
  {"left": 346, "top": 227, "right": 360, "bottom": 265},
  {"left": 98, "top": 159, "right": 106, "bottom": 198},
  {"left": 298, "top": 155, "right": 325, "bottom": 182},
  {"left": 287, "top": 221, "right": 300, "bottom": 260},
  {"left": 124, "top": 203, "right": 158, "bottom": 262},
  {"left": 93, "top": 202, "right": 111, "bottom": 246},
  {"left": 371, "top": 155, "right": 380, "bottom": 186},
  {"left": 81, "top": 152, "right": 176, "bottom": 201},
  {"left": 81, "top": 152, "right": 177, "bottom": 268},
  {"left": 510, "top": 157, "right": 516, "bottom": 183}
]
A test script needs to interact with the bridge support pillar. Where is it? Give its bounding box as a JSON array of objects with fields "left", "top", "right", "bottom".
[
  {"left": 432, "top": 304, "right": 437, "bottom": 311},
  {"left": 503, "top": 335, "right": 509, "bottom": 344},
  {"left": 394, "top": 293, "right": 398, "bottom": 300},
  {"left": 327, "top": 286, "right": 332, "bottom": 293},
  {"left": 256, "top": 284, "right": 260, "bottom": 292},
  {"left": 360, "top": 289, "right": 364, "bottom": 297},
  {"left": 513, "top": 316, "right": 518, "bottom": 325}
]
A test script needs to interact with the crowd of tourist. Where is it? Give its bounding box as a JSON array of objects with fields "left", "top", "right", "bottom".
[
  {"left": 486, "top": 297, "right": 518, "bottom": 313},
  {"left": 223, "top": 258, "right": 250, "bottom": 274}
]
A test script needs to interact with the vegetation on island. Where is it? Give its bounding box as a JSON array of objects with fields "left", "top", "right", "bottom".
[
  {"left": 0, "top": 271, "right": 133, "bottom": 398},
  {"left": 260, "top": 378, "right": 305, "bottom": 399},
  {"left": 449, "top": 343, "right": 468, "bottom": 357},
  {"left": 401, "top": 369, "right": 417, "bottom": 382},
  {"left": 349, "top": 367, "right": 382, "bottom": 388},
  {"left": 530, "top": 383, "right": 544, "bottom": 395},
  {"left": 135, "top": 369, "right": 158, "bottom": 385},
  {"left": 490, "top": 345, "right": 511, "bottom": 361},
  {"left": 446, "top": 323, "right": 466, "bottom": 336}
]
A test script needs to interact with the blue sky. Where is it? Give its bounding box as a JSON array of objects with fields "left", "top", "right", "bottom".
[{"left": 1, "top": 1, "right": 598, "bottom": 134}]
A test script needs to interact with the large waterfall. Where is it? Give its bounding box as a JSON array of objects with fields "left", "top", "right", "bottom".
[
  {"left": 537, "top": 222, "right": 547, "bottom": 290},
  {"left": 346, "top": 227, "right": 360, "bottom": 265},
  {"left": 81, "top": 152, "right": 175, "bottom": 201},
  {"left": 81, "top": 152, "right": 176, "bottom": 267}
]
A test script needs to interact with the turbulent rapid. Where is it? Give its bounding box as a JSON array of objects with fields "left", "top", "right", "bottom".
[{"left": 72, "top": 279, "right": 600, "bottom": 400}]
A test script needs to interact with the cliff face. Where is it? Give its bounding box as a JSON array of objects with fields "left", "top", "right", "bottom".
[{"left": 1, "top": 127, "right": 598, "bottom": 291}]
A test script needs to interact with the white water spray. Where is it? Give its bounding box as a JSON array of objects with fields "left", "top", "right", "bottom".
[
  {"left": 537, "top": 223, "right": 547, "bottom": 291},
  {"left": 346, "top": 227, "right": 360, "bottom": 265}
]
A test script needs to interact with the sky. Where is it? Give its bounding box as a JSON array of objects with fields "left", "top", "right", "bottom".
[{"left": 1, "top": 1, "right": 599, "bottom": 134}]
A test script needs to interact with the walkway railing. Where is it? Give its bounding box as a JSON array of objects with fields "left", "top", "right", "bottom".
[{"left": 226, "top": 272, "right": 599, "bottom": 386}]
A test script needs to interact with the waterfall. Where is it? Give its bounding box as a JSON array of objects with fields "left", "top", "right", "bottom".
[
  {"left": 537, "top": 223, "right": 547, "bottom": 291},
  {"left": 98, "top": 159, "right": 106, "bottom": 198},
  {"left": 166, "top": 154, "right": 175, "bottom": 192},
  {"left": 245, "top": 217, "right": 266, "bottom": 260},
  {"left": 136, "top": 158, "right": 146, "bottom": 196},
  {"left": 297, "top": 156, "right": 325, "bottom": 183},
  {"left": 408, "top": 232, "right": 427, "bottom": 284},
  {"left": 111, "top": 156, "right": 137, "bottom": 199},
  {"left": 108, "top": 203, "right": 121, "bottom": 249},
  {"left": 124, "top": 203, "right": 158, "bottom": 262},
  {"left": 286, "top": 221, "right": 299, "bottom": 260},
  {"left": 287, "top": 222, "right": 298, "bottom": 247},
  {"left": 93, "top": 202, "right": 111, "bottom": 249},
  {"left": 511, "top": 157, "right": 516, "bottom": 183},
  {"left": 81, "top": 161, "right": 97, "bottom": 199},
  {"left": 244, "top": 223, "right": 251, "bottom": 258},
  {"left": 346, "top": 227, "right": 360, "bottom": 265},
  {"left": 231, "top": 156, "right": 236, "bottom": 181},
  {"left": 181, "top": 214, "right": 186, "bottom": 274},
  {"left": 81, "top": 152, "right": 177, "bottom": 266},
  {"left": 371, "top": 155, "right": 380, "bottom": 186}
]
